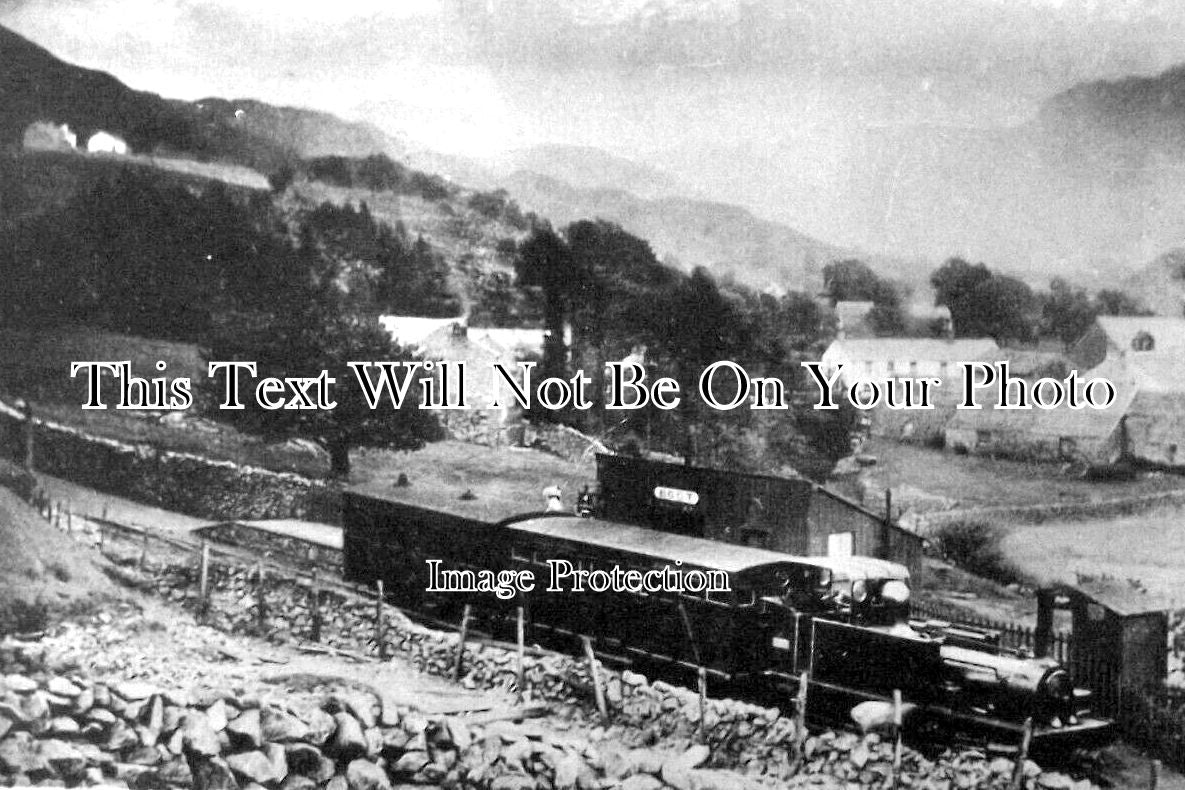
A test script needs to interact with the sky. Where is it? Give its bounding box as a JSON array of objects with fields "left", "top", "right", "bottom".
[{"left": 5, "top": 0, "right": 1185, "bottom": 256}]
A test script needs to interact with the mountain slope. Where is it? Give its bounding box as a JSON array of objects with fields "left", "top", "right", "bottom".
[
  {"left": 487, "top": 144, "right": 689, "bottom": 200},
  {"left": 1121, "top": 248, "right": 1185, "bottom": 317},
  {"left": 0, "top": 25, "right": 393, "bottom": 175},
  {"left": 503, "top": 170, "right": 913, "bottom": 293}
]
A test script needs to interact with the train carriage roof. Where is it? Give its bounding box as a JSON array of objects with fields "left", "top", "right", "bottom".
[{"left": 500, "top": 514, "right": 909, "bottom": 580}]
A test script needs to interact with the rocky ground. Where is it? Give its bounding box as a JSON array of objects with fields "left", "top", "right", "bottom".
[{"left": 0, "top": 594, "right": 1105, "bottom": 790}]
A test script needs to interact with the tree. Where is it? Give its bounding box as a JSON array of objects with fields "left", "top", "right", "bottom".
[
  {"left": 823, "top": 258, "right": 905, "bottom": 335},
  {"left": 1042, "top": 278, "right": 1097, "bottom": 347},
  {"left": 514, "top": 226, "right": 577, "bottom": 383},
  {"left": 1095, "top": 289, "right": 1152, "bottom": 317},
  {"left": 968, "top": 275, "right": 1036, "bottom": 344},
  {"left": 931, "top": 258, "right": 1035, "bottom": 343},
  {"left": 203, "top": 297, "right": 443, "bottom": 478},
  {"left": 931, "top": 257, "right": 993, "bottom": 311},
  {"left": 823, "top": 259, "right": 881, "bottom": 304}
]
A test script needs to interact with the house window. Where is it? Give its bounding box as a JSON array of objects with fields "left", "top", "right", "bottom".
[
  {"left": 827, "top": 532, "right": 854, "bottom": 558},
  {"left": 909, "top": 361, "right": 919, "bottom": 375},
  {"left": 976, "top": 429, "right": 992, "bottom": 444},
  {"left": 865, "top": 360, "right": 873, "bottom": 375},
  {"left": 1169, "top": 444, "right": 1179, "bottom": 463},
  {"left": 1132, "top": 332, "right": 1155, "bottom": 352},
  {"left": 887, "top": 360, "right": 896, "bottom": 374}
]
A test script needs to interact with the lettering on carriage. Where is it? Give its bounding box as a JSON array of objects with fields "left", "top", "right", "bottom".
[{"left": 423, "top": 558, "right": 731, "bottom": 597}]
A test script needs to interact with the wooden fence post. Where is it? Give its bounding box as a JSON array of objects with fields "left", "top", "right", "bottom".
[
  {"left": 375, "top": 580, "right": 385, "bottom": 659},
  {"left": 198, "top": 540, "right": 210, "bottom": 622},
  {"left": 20, "top": 399, "right": 34, "bottom": 472},
  {"left": 795, "top": 671, "right": 809, "bottom": 761},
  {"left": 97, "top": 523, "right": 104, "bottom": 554},
  {"left": 452, "top": 604, "right": 472, "bottom": 681},
  {"left": 516, "top": 605, "right": 526, "bottom": 703},
  {"left": 66, "top": 508, "right": 72, "bottom": 536},
  {"left": 892, "top": 689, "right": 903, "bottom": 774},
  {"left": 582, "top": 635, "right": 608, "bottom": 722},
  {"left": 255, "top": 561, "right": 267, "bottom": 631},
  {"left": 309, "top": 571, "right": 322, "bottom": 642},
  {"left": 1150, "top": 759, "right": 1161, "bottom": 790},
  {"left": 697, "top": 667, "right": 708, "bottom": 738},
  {"left": 1010, "top": 717, "right": 1033, "bottom": 790},
  {"left": 139, "top": 530, "right": 149, "bottom": 571}
]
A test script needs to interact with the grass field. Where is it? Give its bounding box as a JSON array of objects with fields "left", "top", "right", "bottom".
[
  {"left": 864, "top": 437, "right": 1185, "bottom": 507},
  {"left": 0, "top": 326, "right": 595, "bottom": 507},
  {"left": 1000, "top": 506, "right": 1185, "bottom": 611}
]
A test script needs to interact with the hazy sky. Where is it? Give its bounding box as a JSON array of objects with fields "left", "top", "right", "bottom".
[
  {"left": 6, "top": 0, "right": 1185, "bottom": 154},
  {"left": 6, "top": 0, "right": 1185, "bottom": 252}
]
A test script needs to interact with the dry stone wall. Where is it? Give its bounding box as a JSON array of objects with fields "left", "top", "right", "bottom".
[{"left": 0, "top": 404, "right": 337, "bottom": 522}]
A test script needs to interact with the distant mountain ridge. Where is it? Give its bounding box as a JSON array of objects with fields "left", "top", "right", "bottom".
[
  {"left": 502, "top": 169, "right": 913, "bottom": 293},
  {"left": 486, "top": 144, "right": 691, "bottom": 200}
]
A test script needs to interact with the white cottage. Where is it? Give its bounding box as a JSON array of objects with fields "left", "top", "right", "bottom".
[{"left": 86, "top": 131, "right": 129, "bottom": 155}]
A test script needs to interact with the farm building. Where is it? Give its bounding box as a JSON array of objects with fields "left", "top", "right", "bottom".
[
  {"left": 818, "top": 337, "right": 1000, "bottom": 444},
  {"left": 1121, "top": 390, "right": 1185, "bottom": 468},
  {"left": 1066, "top": 316, "right": 1185, "bottom": 467},
  {"left": 594, "top": 454, "right": 924, "bottom": 576},
  {"left": 379, "top": 315, "right": 465, "bottom": 348},
  {"left": 943, "top": 384, "right": 1135, "bottom": 465},
  {"left": 818, "top": 337, "right": 1000, "bottom": 389},
  {"left": 379, "top": 315, "right": 569, "bottom": 359},
  {"left": 1070, "top": 316, "right": 1185, "bottom": 372},
  {"left": 85, "top": 130, "right": 128, "bottom": 155},
  {"left": 22, "top": 121, "right": 76, "bottom": 151},
  {"left": 417, "top": 321, "right": 515, "bottom": 417}
]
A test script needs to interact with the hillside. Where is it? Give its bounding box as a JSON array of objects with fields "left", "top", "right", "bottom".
[
  {"left": 1121, "top": 248, "right": 1185, "bottom": 317},
  {"left": 0, "top": 468, "right": 123, "bottom": 632},
  {"left": 485, "top": 144, "right": 690, "bottom": 200},
  {"left": 503, "top": 170, "right": 888, "bottom": 293},
  {"left": 0, "top": 25, "right": 394, "bottom": 177}
]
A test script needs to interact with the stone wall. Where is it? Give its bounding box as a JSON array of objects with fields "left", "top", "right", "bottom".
[
  {"left": 0, "top": 402, "right": 337, "bottom": 522},
  {"left": 0, "top": 640, "right": 1091, "bottom": 790}
]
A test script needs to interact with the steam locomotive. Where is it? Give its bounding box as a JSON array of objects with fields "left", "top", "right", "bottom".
[{"left": 341, "top": 495, "right": 1114, "bottom": 751}]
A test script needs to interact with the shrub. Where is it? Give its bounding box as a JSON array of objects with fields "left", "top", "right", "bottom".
[
  {"left": 0, "top": 598, "right": 50, "bottom": 635},
  {"left": 932, "top": 519, "right": 1023, "bottom": 585}
]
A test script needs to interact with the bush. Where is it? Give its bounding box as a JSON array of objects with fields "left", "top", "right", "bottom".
[
  {"left": 932, "top": 519, "right": 1023, "bottom": 585},
  {"left": 0, "top": 598, "right": 50, "bottom": 635}
]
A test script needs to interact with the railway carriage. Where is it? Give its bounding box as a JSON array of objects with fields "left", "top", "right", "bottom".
[{"left": 341, "top": 494, "right": 1113, "bottom": 751}]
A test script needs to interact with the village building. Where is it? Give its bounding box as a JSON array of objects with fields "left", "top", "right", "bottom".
[
  {"left": 1070, "top": 316, "right": 1185, "bottom": 468},
  {"left": 943, "top": 317, "right": 1185, "bottom": 468},
  {"left": 942, "top": 385, "right": 1135, "bottom": 466},
  {"left": 818, "top": 337, "right": 1001, "bottom": 389},
  {"left": 85, "top": 130, "right": 128, "bottom": 155},
  {"left": 834, "top": 300, "right": 875, "bottom": 338},
  {"left": 818, "top": 336, "right": 1001, "bottom": 445},
  {"left": 1069, "top": 315, "right": 1185, "bottom": 372},
  {"left": 22, "top": 121, "right": 76, "bottom": 151},
  {"left": 378, "top": 315, "right": 466, "bottom": 350}
]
